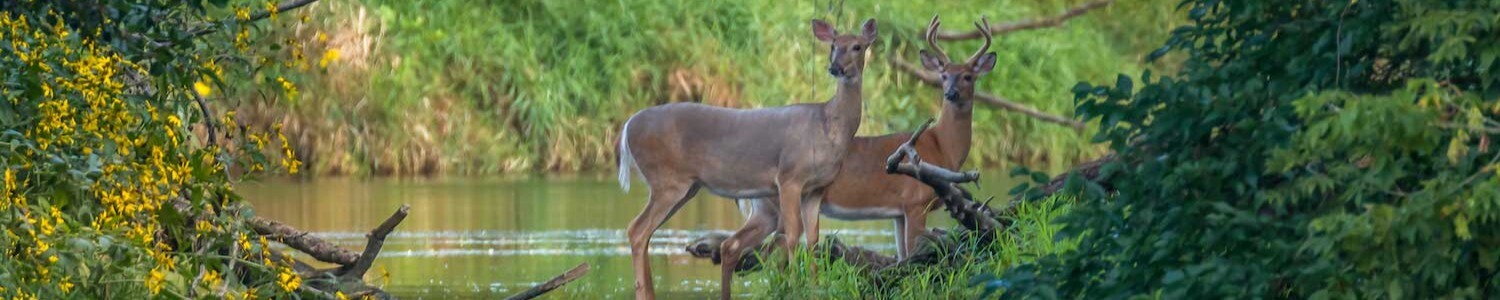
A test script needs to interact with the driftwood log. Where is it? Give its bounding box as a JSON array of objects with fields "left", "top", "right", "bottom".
[{"left": 245, "top": 205, "right": 411, "bottom": 298}]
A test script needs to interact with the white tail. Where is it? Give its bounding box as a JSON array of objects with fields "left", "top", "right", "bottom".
[{"left": 617, "top": 114, "right": 637, "bottom": 192}]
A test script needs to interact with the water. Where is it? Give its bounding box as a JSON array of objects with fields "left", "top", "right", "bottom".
[{"left": 240, "top": 173, "right": 1017, "bottom": 298}]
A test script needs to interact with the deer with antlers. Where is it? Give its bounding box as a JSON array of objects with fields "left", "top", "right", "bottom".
[
  {"left": 616, "top": 18, "right": 878, "bottom": 300},
  {"left": 735, "top": 15, "right": 996, "bottom": 261}
]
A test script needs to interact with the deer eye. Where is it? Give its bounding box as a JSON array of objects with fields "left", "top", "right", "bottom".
[
  {"left": 963, "top": 75, "right": 974, "bottom": 81},
  {"left": 941, "top": 74, "right": 949, "bottom": 80},
  {"left": 853, "top": 45, "right": 863, "bottom": 51}
]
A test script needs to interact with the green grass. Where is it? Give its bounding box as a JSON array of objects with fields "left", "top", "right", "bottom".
[
  {"left": 745, "top": 195, "right": 1078, "bottom": 299},
  {"left": 251, "top": 0, "right": 1182, "bottom": 175}
]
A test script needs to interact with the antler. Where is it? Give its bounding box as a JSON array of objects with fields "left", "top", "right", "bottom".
[
  {"left": 967, "top": 16, "right": 992, "bottom": 65},
  {"left": 923, "top": 14, "right": 950, "bottom": 65}
]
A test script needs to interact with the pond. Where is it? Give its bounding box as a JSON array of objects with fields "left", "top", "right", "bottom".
[{"left": 240, "top": 172, "right": 1018, "bottom": 299}]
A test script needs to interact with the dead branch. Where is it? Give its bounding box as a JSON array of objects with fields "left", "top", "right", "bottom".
[
  {"left": 505, "top": 263, "right": 592, "bottom": 300},
  {"left": 890, "top": 57, "right": 1086, "bottom": 130},
  {"left": 249, "top": 217, "right": 361, "bottom": 265},
  {"left": 685, "top": 233, "right": 898, "bottom": 272},
  {"left": 885, "top": 120, "right": 1004, "bottom": 233},
  {"left": 934, "top": 0, "right": 1116, "bottom": 40},
  {"left": 338, "top": 204, "right": 410, "bottom": 279}
]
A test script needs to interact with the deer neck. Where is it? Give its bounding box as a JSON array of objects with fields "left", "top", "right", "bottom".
[
  {"left": 824, "top": 78, "right": 864, "bottom": 139},
  {"left": 929, "top": 101, "right": 973, "bottom": 168}
]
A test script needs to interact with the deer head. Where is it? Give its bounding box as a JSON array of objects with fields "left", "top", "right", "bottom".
[
  {"left": 919, "top": 15, "right": 997, "bottom": 106},
  {"left": 812, "top": 18, "right": 878, "bottom": 81}
]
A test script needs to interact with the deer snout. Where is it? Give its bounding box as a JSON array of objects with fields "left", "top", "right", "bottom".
[
  {"left": 828, "top": 66, "right": 844, "bottom": 77},
  {"left": 944, "top": 89, "right": 960, "bottom": 101}
]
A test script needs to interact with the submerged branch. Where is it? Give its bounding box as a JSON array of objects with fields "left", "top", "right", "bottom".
[{"left": 505, "top": 263, "right": 592, "bottom": 300}]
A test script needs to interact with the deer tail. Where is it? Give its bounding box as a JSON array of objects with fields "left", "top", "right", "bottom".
[{"left": 617, "top": 114, "right": 638, "bottom": 192}]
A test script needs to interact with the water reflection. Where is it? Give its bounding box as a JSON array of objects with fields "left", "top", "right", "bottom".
[{"left": 240, "top": 173, "right": 1015, "bottom": 298}]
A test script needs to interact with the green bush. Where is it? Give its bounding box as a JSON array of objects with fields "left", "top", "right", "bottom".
[
  {"left": 1, "top": 1, "right": 310, "bottom": 298},
  {"left": 998, "top": 0, "right": 1500, "bottom": 298}
]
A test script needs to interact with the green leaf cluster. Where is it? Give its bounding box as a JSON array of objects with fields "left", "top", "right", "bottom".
[{"left": 998, "top": 0, "right": 1500, "bottom": 298}]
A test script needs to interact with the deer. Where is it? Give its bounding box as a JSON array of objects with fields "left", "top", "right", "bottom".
[
  {"left": 734, "top": 15, "right": 996, "bottom": 261},
  {"left": 616, "top": 18, "right": 878, "bottom": 300}
]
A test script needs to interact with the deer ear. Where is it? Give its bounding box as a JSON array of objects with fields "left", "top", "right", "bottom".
[
  {"left": 919, "top": 49, "right": 944, "bottom": 71},
  {"left": 971, "top": 52, "right": 997, "bottom": 75},
  {"left": 860, "top": 18, "right": 878, "bottom": 43},
  {"left": 811, "top": 19, "right": 836, "bottom": 42}
]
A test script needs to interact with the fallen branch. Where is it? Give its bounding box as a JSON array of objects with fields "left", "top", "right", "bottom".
[
  {"left": 886, "top": 120, "right": 1005, "bottom": 234},
  {"left": 933, "top": 0, "right": 1116, "bottom": 40},
  {"left": 685, "top": 233, "right": 898, "bottom": 272},
  {"left": 249, "top": 217, "right": 361, "bottom": 265},
  {"left": 505, "top": 263, "right": 592, "bottom": 300},
  {"left": 1041, "top": 154, "right": 1116, "bottom": 195},
  {"left": 890, "top": 57, "right": 1085, "bottom": 130}
]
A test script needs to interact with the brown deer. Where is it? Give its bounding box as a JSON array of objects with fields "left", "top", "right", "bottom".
[
  {"left": 616, "top": 18, "right": 878, "bottom": 300},
  {"left": 736, "top": 15, "right": 996, "bottom": 260}
]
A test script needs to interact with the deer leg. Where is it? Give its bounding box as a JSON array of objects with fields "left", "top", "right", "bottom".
[
  {"left": 800, "top": 189, "right": 825, "bottom": 280},
  {"left": 902, "top": 208, "right": 929, "bottom": 259},
  {"left": 720, "top": 199, "right": 778, "bottom": 300},
  {"left": 775, "top": 182, "right": 805, "bottom": 264},
  {"left": 894, "top": 217, "right": 909, "bottom": 260},
  {"left": 627, "top": 181, "right": 698, "bottom": 300}
]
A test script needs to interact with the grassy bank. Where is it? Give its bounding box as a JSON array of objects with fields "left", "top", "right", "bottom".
[
  {"left": 241, "top": 0, "right": 1181, "bottom": 175},
  {"left": 744, "top": 195, "right": 1076, "bottom": 298}
]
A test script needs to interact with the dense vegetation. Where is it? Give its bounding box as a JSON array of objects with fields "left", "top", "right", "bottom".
[
  {"left": 1, "top": 1, "right": 312, "bottom": 298},
  {"left": 255, "top": 0, "right": 1182, "bottom": 175},
  {"left": 998, "top": 0, "right": 1500, "bottom": 298},
  {"left": 747, "top": 196, "right": 1078, "bottom": 299}
]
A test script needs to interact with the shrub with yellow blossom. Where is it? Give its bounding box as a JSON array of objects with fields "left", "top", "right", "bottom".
[{"left": 1, "top": 1, "right": 315, "bottom": 298}]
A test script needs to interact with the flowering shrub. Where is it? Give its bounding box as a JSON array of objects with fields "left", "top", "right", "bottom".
[{"left": 1, "top": 1, "right": 311, "bottom": 298}]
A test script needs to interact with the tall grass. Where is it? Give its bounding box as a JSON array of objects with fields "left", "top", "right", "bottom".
[
  {"left": 251, "top": 0, "right": 1181, "bottom": 175},
  {"left": 745, "top": 195, "right": 1078, "bottom": 299}
]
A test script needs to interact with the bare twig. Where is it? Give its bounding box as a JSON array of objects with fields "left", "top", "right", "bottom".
[
  {"left": 890, "top": 56, "right": 1086, "bottom": 129},
  {"left": 934, "top": 0, "right": 1115, "bottom": 40},
  {"left": 505, "top": 263, "right": 592, "bottom": 300}
]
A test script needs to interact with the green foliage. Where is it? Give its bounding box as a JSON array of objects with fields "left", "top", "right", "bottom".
[
  {"left": 999, "top": 0, "right": 1500, "bottom": 298},
  {"left": 1, "top": 0, "right": 308, "bottom": 298},
  {"left": 749, "top": 195, "right": 1076, "bottom": 299},
  {"left": 263, "top": 0, "right": 1181, "bottom": 175}
]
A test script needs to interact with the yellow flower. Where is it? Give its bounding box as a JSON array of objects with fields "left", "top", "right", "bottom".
[
  {"left": 235, "top": 6, "right": 251, "bottom": 21},
  {"left": 316, "top": 31, "right": 328, "bottom": 42},
  {"left": 203, "top": 269, "right": 222, "bottom": 288},
  {"left": 145, "top": 267, "right": 165, "bottom": 294},
  {"left": 335, "top": 291, "right": 348, "bottom": 300},
  {"left": 194, "top": 81, "right": 212, "bottom": 97},
  {"left": 59, "top": 277, "right": 74, "bottom": 293},
  {"left": 195, "top": 220, "right": 213, "bottom": 233},
  {"left": 319, "top": 49, "right": 341, "bottom": 68},
  {"left": 276, "top": 77, "right": 298, "bottom": 100},
  {"left": 277, "top": 267, "right": 302, "bottom": 292}
]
